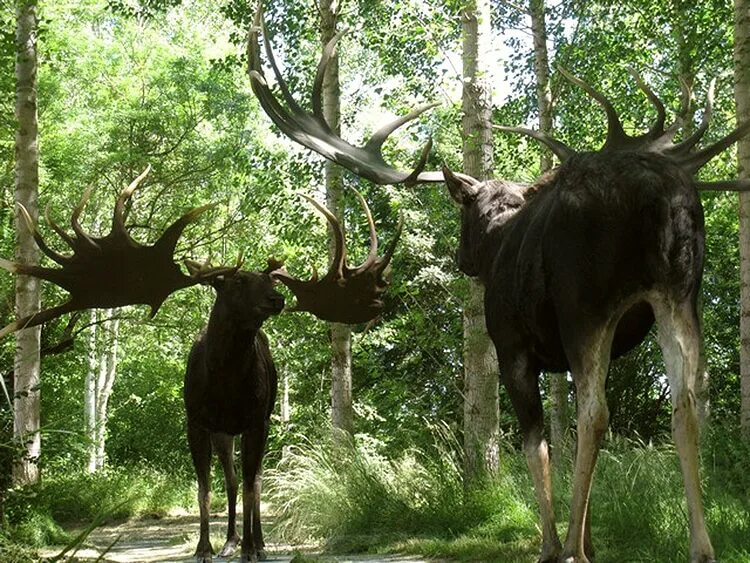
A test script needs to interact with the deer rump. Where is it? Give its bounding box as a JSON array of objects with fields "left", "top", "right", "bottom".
[{"left": 485, "top": 150, "right": 702, "bottom": 373}]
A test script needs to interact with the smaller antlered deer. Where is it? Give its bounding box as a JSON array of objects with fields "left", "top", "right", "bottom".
[{"left": 183, "top": 264, "right": 284, "bottom": 563}]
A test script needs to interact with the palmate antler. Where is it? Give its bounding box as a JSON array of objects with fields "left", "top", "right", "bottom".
[
  {"left": 0, "top": 166, "right": 238, "bottom": 338},
  {"left": 247, "top": 4, "right": 445, "bottom": 185},
  {"left": 268, "top": 189, "right": 401, "bottom": 324},
  {"left": 495, "top": 68, "right": 750, "bottom": 190}
]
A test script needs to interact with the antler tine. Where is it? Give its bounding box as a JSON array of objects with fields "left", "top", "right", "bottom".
[
  {"left": 365, "top": 103, "right": 439, "bottom": 152},
  {"left": 17, "top": 203, "right": 69, "bottom": 265},
  {"left": 696, "top": 179, "right": 750, "bottom": 191},
  {"left": 299, "top": 193, "right": 347, "bottom": 279},
  {"left": 114, "top": 165, "right": 151, "bottom": 238},
  {"left": 70, "top": 184, "right": 100, "bottom": 252},
  {"left": 0, "top": 302, "right": 77, "bottom": 340},
  {"left": 45, "top": 205, "right": 76, "bottom": 250},
  {"left": 558, "top": 67, "right": 629, "bottom": 149},
  {"left": 0, "top": 256, "right": 69, "bottom": 288},
  {"left": 679, "top": 119, "right": 750, "bottom": 174},
  {"left": 251, "top": 5, "right": 306, "bottom": 117},
  {"left": 378, "top": 214, "right": 403, "bottom": 277},
  {"left": 312, "top": 28, "right": 348, "bottom": 130},
  {"left": 351, "top": 188, "right": 378, "bottom": 272},
  {"left": 626, "top": 67, "right": 666, "bottom": 139},
  {"left": 154, "top": 202, "right": 217, "bottom": 256},
  {"left": 668, "top": 78, "right": 716, "bottom": 156},
  {"left": 493, "top": 125, "right": 575, "bottom": 162}
]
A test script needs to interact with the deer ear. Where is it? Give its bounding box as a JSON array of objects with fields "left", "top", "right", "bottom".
[
  {"left": 443, "top": 166, "right": 478, "bottom": 204},
  {"left": 209, "top": 275, "right": 226, "bottom": 290}
]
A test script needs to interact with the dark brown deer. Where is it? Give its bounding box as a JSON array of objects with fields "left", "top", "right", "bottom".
[
  {"left": 183, "top": 262, "right": 284, "bottom": 563},
  {"left": 249, "top": 12, "right": 750, "bottom": 562},
  {"left": 0, "top": 167, "right": 401, "bottom": 562}
]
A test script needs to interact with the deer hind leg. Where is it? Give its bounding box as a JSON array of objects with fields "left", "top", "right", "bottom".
[
  {"left": 560, "top": 325, "right": 614, "bottom": 563},
  {"left": 652, "top": 297, "right": 715, "bottom": 563},
  {"left": 212, "top": 432, "right": 240, "bottom": 558},
  {"left": 499, "top": 351, "right": 561, "bottom": 563},
  {"left": 188, "top": 423, "right": 213, "bottom": 562}
]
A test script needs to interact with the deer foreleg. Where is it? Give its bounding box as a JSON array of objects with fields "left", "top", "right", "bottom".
[
  {"left": 213, "top": 432, "right": 240, "bottom": 558},
  {"left": 188, "top": 423, "right": 213, "bottom": 562},
  {"left": 240, "top": 429, "right": 266, "bottom": 563}
]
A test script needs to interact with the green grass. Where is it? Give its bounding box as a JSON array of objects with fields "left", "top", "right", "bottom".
[
  {"left": 2, "top": 464, "right": 196, "bottom": 549},
  {"left": 265, "top": 426, "right": 750, "bottom": 563}
]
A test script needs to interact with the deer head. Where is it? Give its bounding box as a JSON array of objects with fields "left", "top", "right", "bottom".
[
  {"left": 267, "top": 189, "right": 400, "bottom": 324},
  {"left": 0, "top": 166, "right": 239, "bottom": 338}
]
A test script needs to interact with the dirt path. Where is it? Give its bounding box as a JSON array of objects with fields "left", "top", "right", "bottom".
[{"left": 42, "top": 512, "right": 437, "bottom": 563}]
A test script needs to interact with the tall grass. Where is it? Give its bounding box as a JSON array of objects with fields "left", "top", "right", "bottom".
[{"left": 266, "top": 426, "right": 750, "bottom": 562}]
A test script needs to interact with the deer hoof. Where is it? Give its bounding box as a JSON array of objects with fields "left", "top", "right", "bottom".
[
  {"left": 257, "top": 548, "right": 268, "bottom": 561},
  {"left": 194, "top": 545, "right": 214, "bottom": 563},
  {"left": 239, "top": 554, "right": 258, "bottom": 563},
  {"left": 218, "top": 535, "right": 240, "bottom": 557}
]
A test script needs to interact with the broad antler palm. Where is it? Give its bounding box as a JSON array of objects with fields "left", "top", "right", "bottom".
[
  {"left": 495, "top": 68, "right": 750, "bottom": 191},
  {"left": 268, "top": 189, "right": 400, "bottom": 324},
  {"left": 247, "top": 4, "right": 445, "bottom": 185},
  {"left": 0, "top": 166, "right": 238, "bottom": 338}
]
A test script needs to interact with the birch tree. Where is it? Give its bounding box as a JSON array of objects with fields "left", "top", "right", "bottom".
[
  {"left": 320, "top": 0, "right": 354, "bottom": 437},
  {"left": 462, "top": 0, "right": 500, "bottom": 482},
  {"left": 13, "top": 0, "right": 41, "bottom": 486},
  {"left": 84, "top": 310, "right": 120, "bottom": 472},
  {"left": 735, "top": 0, "right": 750, "bottom": 441},
  {"left": 528, "top": 0, "right": 570, "bottom": 454}
]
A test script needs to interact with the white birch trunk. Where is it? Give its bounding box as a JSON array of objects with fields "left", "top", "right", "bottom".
[
  {"left": 84, "top": 310, "right": 98, "bottom": 473},
  {"left": 281, "top": 370, "right": 290, "bottom": 425},
  {"left": 462, "top": 0, "right": 500, "bottom": 482},
  {"left": 734, "top": 0, "right": 750, "bottom": 441},
  {"left": 320, "top": 0, "right": 354, "bottom": 438},
  {"left": 13, "top": 0, "right": 41, "bottom": 486},
  {"left": 95, "top": 312, "right": 119, "bottom": 470},
  {"left": 529, "top": 0, "right": 570, "bottom": 453}
]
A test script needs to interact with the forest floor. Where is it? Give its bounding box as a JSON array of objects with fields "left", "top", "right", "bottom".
[{"left": 41, "top": 511, "right": 440, "bottom": 563}]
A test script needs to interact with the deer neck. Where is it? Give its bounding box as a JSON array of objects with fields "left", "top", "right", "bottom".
[{"left": 204, "top": 305, "right": 260, "bottom": 366}]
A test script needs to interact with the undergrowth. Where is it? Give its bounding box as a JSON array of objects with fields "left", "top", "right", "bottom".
[
  {"left": 1, "top": 464, "right": 195, "bottom": 549},
  {"left": 266, "top": 424, "right": 750, "bottom": 562}
]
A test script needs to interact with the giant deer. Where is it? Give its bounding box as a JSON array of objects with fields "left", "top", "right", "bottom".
[
  {"left": 0, "top": 166, "right": 400, "bottom": 563},
  {"left": 249, "top": 9, "right": 750, "bottom": 562}
]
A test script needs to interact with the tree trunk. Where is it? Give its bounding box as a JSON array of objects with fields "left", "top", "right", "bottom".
[
  {"left": 84, "top": 311, "right": 98, "bottom": 473},
  {"left": 529, "top": 0, "right": 570, "bottom": 454},
  {"left": 461, "top": 0, "right": 500, "bottom": 482},
  {"left": 13, "top": 0, "right": 41, "bottom": 486},
  {"left": 281, "top": 370, "right": 290, "bottom": 425},
  {"left": 320, "top": 0, "right": 354, "bottom": 438},
  {"left": 735, "top": 0, "right": 750, "bottom": 441},
  {"left": 95, "top": 312, "right": 119, "bottom": 470}
]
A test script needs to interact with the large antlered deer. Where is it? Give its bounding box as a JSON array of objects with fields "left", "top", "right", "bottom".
[
  {"left": 248, "top": 7, "right": 750, "bottom": 562},
  {"left": 0, "top": 165, "right": 399, "bottom": 563}
]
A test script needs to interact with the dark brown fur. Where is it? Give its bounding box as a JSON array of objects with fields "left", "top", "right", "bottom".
[{"left": 184, "top": 271, "right": 284, "bottom": 563}]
